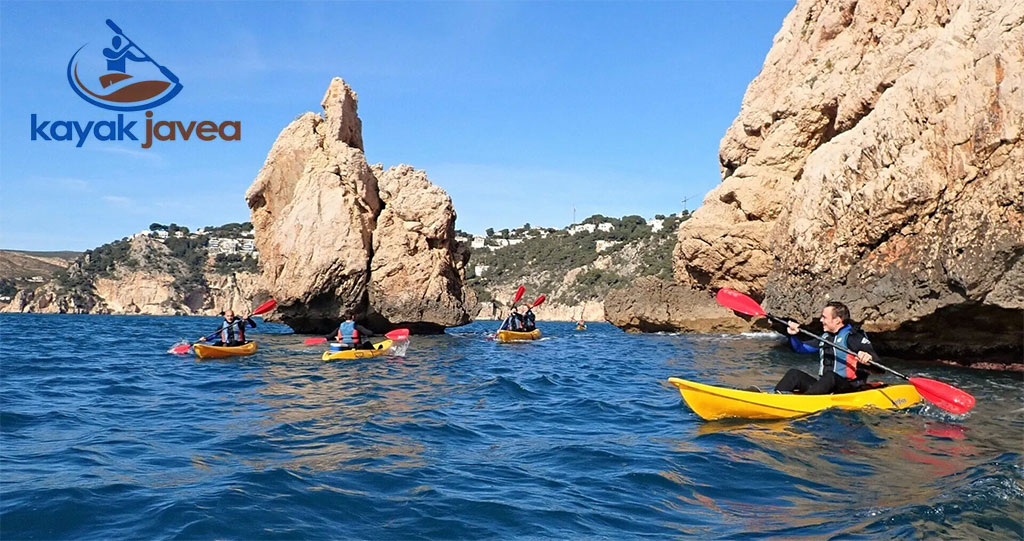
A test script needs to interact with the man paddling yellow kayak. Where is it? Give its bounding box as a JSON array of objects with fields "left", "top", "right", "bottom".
[
  {"left": 710, "top": 288, "right": 975, "bottom": 415},
  {"left": 775, "top": 301, "right": 883, "bottom": 395},
  {"left": 199, "top": 309, "right": 256, "bottom": 347}
]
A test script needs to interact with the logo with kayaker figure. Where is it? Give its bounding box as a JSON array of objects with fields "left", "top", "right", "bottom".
[{"left": 67, "top": 19, "right": 182, "bottom": 111}]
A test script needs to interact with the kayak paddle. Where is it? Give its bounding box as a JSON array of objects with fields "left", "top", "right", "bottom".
[
  {"left": 304, "top": 328, "right": 410, "bottom": 346},
  {"left": 529, "top": 295, "right": 546, "bottom": 308},
  {"left": 169, "top": 298, "right": 277, "bottom": 354},
  {"left": 715, "top": 288, "right": 976, "bottom": 415}
]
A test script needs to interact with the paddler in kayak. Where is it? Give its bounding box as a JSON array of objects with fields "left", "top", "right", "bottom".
[
  {"left": 774, "top": 301, "right": 882, "bottom": 394},
  {"left": 198, "top": 309, "right": 256, "bottom": 347},
  {"left": 520, "top": 304, "right": 537, "bottom": 332},
  {"left": 499, "top": 305, "right": 525, "bottom": 331},
  {"left": 331, "top": 314, "right": 376, "bottom": 350}
]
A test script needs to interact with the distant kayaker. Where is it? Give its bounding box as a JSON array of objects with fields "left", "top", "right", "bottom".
[
  {"left": 500, "top": 306, "right": 524, "bottom": 331},
  {"left": 521, "top": 304, "right": 537, "bottom": 332},
  {"left": 774, "top": 301, "right": 882, "bottom": 394},
  {"left": 199, "top": 309, "right": 256, "bottom": 347},
  {"left": 332, "top": 314, "right": 376, "bottom": 350}
]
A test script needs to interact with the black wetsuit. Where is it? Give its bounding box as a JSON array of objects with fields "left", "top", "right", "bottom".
[
  {"left": 522, "top": 309, "right": 536, "bottom": 331},
  {"left": 775, "top": 324, "right": 882, "bottom": 395}
]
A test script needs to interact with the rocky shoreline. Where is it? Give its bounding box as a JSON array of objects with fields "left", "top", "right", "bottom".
[{"left": 602, "top": 0, "right": 1024, "bottom": 366}]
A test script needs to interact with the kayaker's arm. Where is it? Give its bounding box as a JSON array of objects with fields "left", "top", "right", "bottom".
[
  {"left": 355, "top": 324, "right": 375, "bottom": 339},
  {"left": 786, "top": 321, "right": 820, "bottom": 353},
  {"left": 789, "top": 335, "right": 820, "bottom": 354}
]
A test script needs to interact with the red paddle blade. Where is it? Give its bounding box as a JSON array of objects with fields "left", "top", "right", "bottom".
[
  {"left": 530, "top": 295, "right": 546, "bottom": 308},
  {"left": 252, "top": 299, "right": 277, "bottom": 316},
  {"left": 168, "top": 343, "right": 191, "bottom": 354},
  {"left": 512, "top": 285, "right": 526, "bottom": 304},
  {"left": 385, "top": 329, "right": 410, "bottom": 341},
  {"left": 304, "top": 337, "right": 328, "bottom": 346},
  {"left": 715, "top": 288, "right": 766, "bottom": 317},
  {"left": 909, "top": 377, "right": 975, "bottom": 414}
]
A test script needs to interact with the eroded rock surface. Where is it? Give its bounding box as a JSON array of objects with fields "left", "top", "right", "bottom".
[
  {"left": 605, "top": 277, "right": 759, "bottom": 333},
  {"left": 246, "top": 78, "right": 472, "bottom": 333},
  {"left": 655, "top": 0, "right": 1023, "bottom": 363},
  {"left": 368, "top": 165, "right": 472, "bottom": 332}
]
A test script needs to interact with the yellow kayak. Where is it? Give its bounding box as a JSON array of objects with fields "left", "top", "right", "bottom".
[
  {"left": 667, "top": 377, "right": 921, "bottom": 421},
  {"left": 495, "top": 329, "right": 542, "bottom": 342},
  {"left": 321, "top": 339, "right": 393, "bottom": 361},
  {"left": 194, "top": 341, "right": 257, "bottom": 359}
]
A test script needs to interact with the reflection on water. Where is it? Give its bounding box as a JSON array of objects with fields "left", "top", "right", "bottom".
[{"left": 200, "top": 335, "right": 450, "bottom": 474}]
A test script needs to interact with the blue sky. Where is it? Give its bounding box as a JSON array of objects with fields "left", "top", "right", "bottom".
[{"left": 0, "top": 1, "right": 793, "bottom": 251}]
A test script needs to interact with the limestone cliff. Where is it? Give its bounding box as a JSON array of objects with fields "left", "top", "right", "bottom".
[
  {"left": 2, "top": 269, "right": 260, "bottom": 316},
  {"left": 1, "top": 236, "right": 261, "bottom": 316},
  {"left": 654, "top": 0, "right": 1022, "bottom": 363},
  {"left": 246, "top": 78, "right": 472, "bottom": 333}
]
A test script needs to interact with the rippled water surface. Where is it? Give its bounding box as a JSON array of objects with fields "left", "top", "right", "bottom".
[{"left": 2, "top": 314, "right": 1022, "bottom": 539}]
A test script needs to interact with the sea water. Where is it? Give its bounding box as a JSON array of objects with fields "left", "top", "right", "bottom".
[{"left": 1, "top": 314, "right": 1021, "bottom": 538}]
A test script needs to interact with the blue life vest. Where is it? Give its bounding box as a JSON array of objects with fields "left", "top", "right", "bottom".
[
  {"left": 339, "top": 321, "right": 357, "bottom": 345},
  {"left": 819, "top": 325, "right": 857, "bottom": 379}
]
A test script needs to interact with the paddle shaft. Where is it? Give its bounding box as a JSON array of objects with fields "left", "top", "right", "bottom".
[{"left": 767, "top": 314, "right": 910, "bottom": 380}]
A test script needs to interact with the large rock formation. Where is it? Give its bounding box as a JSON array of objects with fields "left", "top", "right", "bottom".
[
  {"left": 246, "top": 78, "right": 473, "bottom": 333},
  {"left": 658, "top": 0, "right": 1023, "bottom": 363},
  {"left": 605, "top": 277, "right": 758, "bottom": 333},
  {"left": 367, "top": 165, "right": 473, "bottom": 332}
]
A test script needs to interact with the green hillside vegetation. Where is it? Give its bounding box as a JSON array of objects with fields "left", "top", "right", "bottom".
[
  {"left": 466, "top": 213, "right": 687, "bottom": 305},
  {"left": 213, "top": 253, "right": 259, "bottom": 274},
  {"left": 45, "top": 222, "right": 259, "bottom": 300}
]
